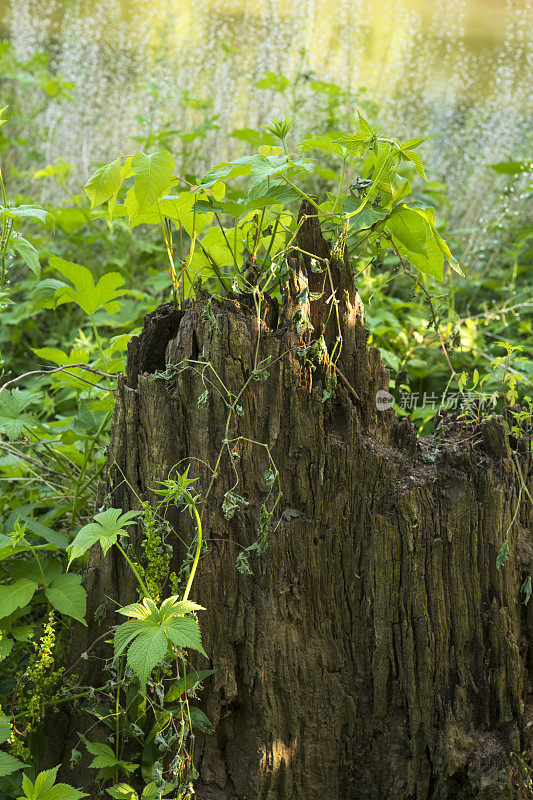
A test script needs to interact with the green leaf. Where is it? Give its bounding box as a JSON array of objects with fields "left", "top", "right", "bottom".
[
  {"left": 31, "top": 765, "right": 60, "bottom": 796},
  {"left": 496, "top": 540, "right": 510, "bottom": 570},
  {"left": 10, "top": 556, "right": 62, "bottom": 585},
  {"left": 82, "top": 739, "right": 137, "bottom": 776},
  {"left": 68, "top": 508, "right": 140, "bottom": 565},
  {"left": 298, "top": 135, "right": 344, "bottom": 157},
  {"left": 165, "top": 668, "right": 216, "bottom": 703},
  {"left": 0, "top": 204, "right": 52, "bottom": 226},
  {"left": 0, "top": 389, "right": 38, "bottom": 440},
  {"left": 126, "top": 627, "right": 168, "bottom": 691},
  {"left": 0, "top": 750, "right": 25, "bottom": 777},
  {"left": 385, "top": 205, "right": 429, "bottom": 256},
  {"left": 7, "top": 514, "right": 68, "bottom": 549},
  {"left": 335, "top": 132, "right": 372, "bottom": 153},
  {"left": 256, "top": 72, "right": 289, "bottom": 92},
  {"left": 106, "top": 786, "right": 138, "bottom": 800},
  {"left": 50, "top": 255, "right": 126, "bottom": 316},
  {"left": 0, "top": 715, "right": 12, "bottom": 744},
  {"left": 31, "top": 279, "right": 69, "bottom": 311},
  {"left": 489, "top": 160, "right": 529, "bottom": 175},
  {"left": 163, "top": 616, "right": 207, "bottom": 656},
  {"left": 45, "top": 573, "right": 87, "bottom": 625},
  {"left": 140, "top": 783, "right": 176, "bottom": 800},
  {"left": 0, "top": 578, "right": 37, "bottom": 618},
  {"left": 131, "top": 151, "right": 175, "bottom": 210},
  {"left": 188, "top": 706, "right": 212, "bottom": 732},
  {"left": 114, "top": 596, "right": 207, "bottom": 690},
  {"left": 0, "top": 637, "right": 14, "bottom": 660},
  {"left": 9, "top": 235, "right": 41, "bottom": 278},
  {"left": 399, "top": 148, "right": 427, "bottom": 180},
  {"left": 356, "top": 111, "right": 372, "bottom": 136},
  {"left": 85, "top": 157, "right": 123, "bottom": 209},
  {"left": 389, "top": 206, "right": 446, "bottom": 280},
  {"left": 399, "top": 136, "right": 429, "bottom": 150}
]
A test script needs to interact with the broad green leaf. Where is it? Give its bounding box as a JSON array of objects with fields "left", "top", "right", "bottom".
[
  {"left": 116, "top": 602, "right": 147, "bottom": 619},
  {"left": 400, "top": 148, "right": 427, "bottom": 180},
  {"left": 0, "top": 751, "right": 25, "bottom": 777},
  {"left": 12, "top": 624, "right": 33, "bottom": 642},
  {"left": 385, "top": 205, "right": 429, "bottom": 256},
  {"left": 165, "top": 668, "right": 216, "bottom": 703},
  {"left": 0, "top": 389, "right": 38, "bottom": 440},
  {"left": 335, "top": 132, "right": 372, "bottom": 153},
  {"left": 18, "top": 765, "right": 89, "bottom": 799},
  {"left": 0, "top": 578, "right": 37, "bottom": 618},
  {"left": 9, "top": 236, "right": 41, "bottom": 278},
  {"left": 159, "top": 597, "right": 204, "bottom": 616},
  {"left": 7, "top": 514, "right": 68, "bottom": 549},
  {"left": 114, "top": 595, "right": 207, "bottom": 690},
  {"left": 357, "top": 111, "right": 372, "bottom": 136},
  {"left": 45, "top": 573, "right": 87, "bottom": 625},
  {"left": 399, "top": 136, "right": 429, "bottom": 150},
  {"left": 10, "top": 556, "right": 62, "bottom": 586},
  {"left": 298, "top": 135, "right": 344, "bottom": 157},
  {"left": 489, "top": 160, "right": 529, "bottom": 175},
  {"left": 68, "top": 508, "right": 140, "bottom": 565},
  {"left": 0, "top": 637, "right": 14, "bottom": 660},
  {"left": 113, "top": 619, "right": 147, "bottom": 661},
  {"left": 85, "top": 157, "right": 122, "bottom": 209},
  {"left": 163, "top": 615, "right": 207, "bottom": 656},
  {"left": 31, "top": 278, "right": 69, "bottom": 311},
  {"left": 189, "top": 705, "right": 212, "bottom": 732},
  {"left": 431, "top": 225, "right": 464, "bottom": 276},
  {"left": 50, "top": 255, "right": 125, "bottom": 316},
  {"left": 0, "top": 204, "right": 52, "bottom": 226},
  {"left": 140, "top": 784, "right": 176, "bottom": 800},
  {"left": 32, "top": 765, "right": 60, "bottom": 796},
  {"left": 256, "top": 71, "right": 289, "bottom": 92},
  {"left": 106, "top": 786, "right": 138, "bottom": 800},
  {"left": 126, "top": 628, "right": 168, "bottom": 690},
  {"left": 0, "top": 715, "right": 12, "bottom": 744},
  {"left": 124, "top": 187, "right": 160, "bottom": 227},
  {"left": 131, "top": 151, "right": 175, "bottom": 210},
  {"left": 82, "top": 739, "right": 137, "bottom": 775}
]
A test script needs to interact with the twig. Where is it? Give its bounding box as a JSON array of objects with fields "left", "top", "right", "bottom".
[{"left": 0, "top": 364, "right": 118, "bottom": 395}]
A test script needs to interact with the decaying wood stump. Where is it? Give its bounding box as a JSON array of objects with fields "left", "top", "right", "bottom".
[{"left": 50, "top": 205, "right": 532, "bottom": 800}]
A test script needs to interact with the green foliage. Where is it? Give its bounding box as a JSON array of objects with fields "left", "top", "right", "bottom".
[
  {"left": 68, "top": 508, "right": 141, "bottom": 565},
  {"left": 114, "top": 597, "right": 206, "bottom": 692},
  {"left": 18, "top": 766, "right": 87, "bottom": 800},
  {"left": 0, "top": 42, "right": 530, "bottom": 799}
]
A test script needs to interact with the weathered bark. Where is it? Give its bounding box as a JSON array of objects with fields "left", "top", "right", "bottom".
[{"left": 49, "top": 210, "right": 532, "bottom": 799}]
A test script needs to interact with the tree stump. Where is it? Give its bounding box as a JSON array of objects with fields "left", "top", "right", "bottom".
[{"left": 50, "top": 208, "right": 532, "bottom": 800}]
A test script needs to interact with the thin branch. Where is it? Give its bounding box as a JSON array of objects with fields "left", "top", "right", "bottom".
[{"left": 0, "top": 364, "right": 118, "bottom": 395}]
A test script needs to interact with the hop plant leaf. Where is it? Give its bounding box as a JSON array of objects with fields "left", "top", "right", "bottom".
[
  {"left": 68, "top": 508, "right": 141, "bottom": 566},
  {"left": 17, "top": 765, "right": 88, "bottom": 799},
  {"left": 264, "top": 116, "right": 294, "bottom": 144},
  {"left": 114, "top": 596, "right": 207, "bottom": 692}
]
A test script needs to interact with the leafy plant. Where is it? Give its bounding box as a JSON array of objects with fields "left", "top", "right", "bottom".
[{"left": 17, "top": 766, "right": 87, "bottom": 800}]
